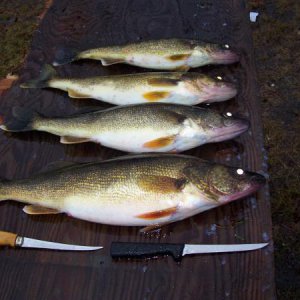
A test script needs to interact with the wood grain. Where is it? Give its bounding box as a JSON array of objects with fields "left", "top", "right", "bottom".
[{"left": 0, "top": 0, "right": 275, "bottom": 299}]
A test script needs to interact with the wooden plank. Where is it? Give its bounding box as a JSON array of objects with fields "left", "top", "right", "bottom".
[{"left": 0, "top": 0, "right": 275, "bottom": 299}]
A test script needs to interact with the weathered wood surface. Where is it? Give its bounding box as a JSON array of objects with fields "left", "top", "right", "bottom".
[{"left": 0, "top": 0, "right": 275, "bottom": 299}]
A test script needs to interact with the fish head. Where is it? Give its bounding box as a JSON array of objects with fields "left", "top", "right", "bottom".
[
  {"left": 194, "top": 110, "right": 249, "bottom": 143},
  {"left": 203, "top": 44, "right": 240, "bottom": 65},
  {"left": 183, "top": 163, "right": 266, "bottom": 204},
  {"left": 192, "top": 76, "right": 237, "bottom": 102},
  {"left": 204, "top": 164, "right": 266, "bottom": 203}
]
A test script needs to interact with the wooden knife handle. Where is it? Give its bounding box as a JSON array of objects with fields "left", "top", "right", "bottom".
[{"left": 0, "top": 231, "right": 17, "bottom": 247}]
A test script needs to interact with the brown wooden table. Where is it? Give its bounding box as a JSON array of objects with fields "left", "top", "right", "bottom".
[{"left": 0, "top": 0, "right": 275, "bottom": 299}]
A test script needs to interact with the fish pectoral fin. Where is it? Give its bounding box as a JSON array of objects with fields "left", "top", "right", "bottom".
[
  {"left": 167, "top": 54, "right": 191, "bottom": 61},
  {"left": 136, "top": 206, "right": 177, "bottom": 220},
  {"left": 138, "top": 175, "right": 187, "bottom": 193},
  {"left": 68, "top": 89, "right": 91, "bottom": 98},
  {"left": 23, "top": 205, "right": 61, "bottom": 215},
  {"left": 143, "top": 91, "right": 171, "bottom": 102},
  {"left": 143, "top": 135, "right": 176, "bottom": 149},
  {"left": 101, "top": 58, "right": 125, "bottom": 66},
  {"left": 60, "top": 136, "right": 91, "bottom": 144},
  {"left": 147, "top": 78, "right": 179, "bottom": 87}
]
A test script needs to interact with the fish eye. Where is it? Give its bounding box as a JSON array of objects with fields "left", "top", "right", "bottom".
[
  {"left": 236, "top": 168, "right": 244, "bottom": 175},
  {"left": 222, "top": 44, "right": 230, "bottom": 49},
  {"left": 224, "top": 112, "right": 232, "bottom": 117},
  {"left": 216, "top": 76, "right": 223, "bottom": 81}
]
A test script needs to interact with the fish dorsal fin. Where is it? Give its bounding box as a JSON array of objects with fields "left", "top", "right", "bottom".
[
  {"left": 23, "top": 205, "right": 61, "bottom": 215},
  {"left": 182, "top": 166, "right": 218, "bottom": 201},
  {"left": 147, "top": 78, "right": 180, "bottom": 87},
  {"left": 138, "top": 175, "right": 187, "bottom": 193},
  {"left": 101, "top": 58, "right": 125, "bottom": 66},
  {"left": 68, "top": 89, "right": 91, "bottom": 98},
  {"left": 60, "top": 136, "right": 91, "bottom": 144},
  {"left": 35, "top": 161, "right": 80, "bottom": 175}
]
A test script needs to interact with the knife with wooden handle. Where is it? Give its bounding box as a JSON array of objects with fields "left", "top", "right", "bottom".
[{"left": 0, "top": 230, "right": 102, "bottom": 251}]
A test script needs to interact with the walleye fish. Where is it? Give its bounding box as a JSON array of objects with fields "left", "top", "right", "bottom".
[
  {"left": 20, "top": 65, "right": 237, "bottom": 105},
  {"left": 0, "top": 154, "right": 266, "bottom": 231},
  {"left": 0, "top": 104, "right": 249, "bottom": 153},
  {"left": 52, "top": 39, "right": 239, "bottom": 70}
]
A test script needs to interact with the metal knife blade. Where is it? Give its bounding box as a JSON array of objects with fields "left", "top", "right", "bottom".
[
  {"left": 182, "top": 243, "right": 268, "bottom": 256},
  {"left": 0, "top": 230, "right": 102, "bottom": 251},
  {"left": 110, "top": 242, "right": 268, "bottom": 261},
  {"left": 19, "top": 237, "right": 102, "bottom": 251}
]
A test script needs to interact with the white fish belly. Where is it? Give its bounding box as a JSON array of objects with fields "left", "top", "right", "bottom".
[
  {"left": 94, "top": 128, "right": 179, "bottom": 152},
  {"left": 62, "top": 183, "right": 217, "bottom": 226}
]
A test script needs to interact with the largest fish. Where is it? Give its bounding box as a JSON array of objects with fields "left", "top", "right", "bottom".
[
  {"left": 53, "top": 39, "right": 239, "bottom": 70},
  {"left": 0, "top": 103, "right": 249, "bottom": 153},
  {"left": 0, "top": 154, "right": 265, "bottom": 231}
]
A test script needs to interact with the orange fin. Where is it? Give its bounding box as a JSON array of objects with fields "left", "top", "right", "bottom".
[
  {"left": 147, "top": 78, "right": 179, "bottom": 87},
  {"left": 68, "top": 89, "right": 91, "bottom": 98},
  {"left": 143, "top": 91, "right": 170, "bottom": 102},
  {"left": 60, "top": 136, "right": 91, "bottom": 144},
  {"left": 174, "top": 65, "right": 190, "bottom": 72},
  {"left": 140, "top": 224, "right": 164, "bottom": 233},
  {"left": 23, "top": 205, "right": 61, "bottom": 215},
  {"left": 101, "top": 58, "right": 125, "bottom": 66},
  {"left": 143, "top": 136, "right": 175, "bottom": 149},
  {"left": 138, "top": 175, "right": 187, "bottom": 193},
  {"left": 136, "top": 206, "right": 177, "bottom": 220},
  {"left": 167, "top": 54, "right": 191, "bottom": 61}
]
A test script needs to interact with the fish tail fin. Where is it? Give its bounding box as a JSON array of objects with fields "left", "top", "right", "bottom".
[
  {"left": 52, "top": 47, "right": 79, "bottom": 66},
  {"left": 20, "top": 64, "right": 57, "bottom": 89},
  {"left": 0, "top": 107, "right": 40, "bottom": 132}
]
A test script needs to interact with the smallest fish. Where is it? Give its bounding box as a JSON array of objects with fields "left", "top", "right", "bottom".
[
  {"left": 52, "top": 38, "right": 239, "bottom": 71},
  {"left": 20, "top": 65, "right": 237, "bottom": 105}
]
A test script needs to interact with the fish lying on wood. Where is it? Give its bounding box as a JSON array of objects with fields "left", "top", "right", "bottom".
[
  {"left": 0, "top": 154, "right": 265, "bottom": 232},
  {"left": 52, "top": 39, "right": 239, "bottom": 70},
  {"left": 0, "top": 103, "right": 249, "bottom": 153},
  {"left": 20, "top": 65, "right": 237, "bottom": 105}
]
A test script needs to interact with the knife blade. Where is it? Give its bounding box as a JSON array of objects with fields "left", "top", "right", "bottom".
[
  {"left": 0, "top": 230, "right": 102, "bottom": 251},
  {"left": 110, "top": 242, "right": 268, "bottom": 261}
]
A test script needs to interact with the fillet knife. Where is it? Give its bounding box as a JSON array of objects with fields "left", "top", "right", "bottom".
[
  {"left": 0, "top": 230, "right": 102, "bottom": 251},
  {"left": 111, "top": 242, "right": 268, "bottom": 261}
]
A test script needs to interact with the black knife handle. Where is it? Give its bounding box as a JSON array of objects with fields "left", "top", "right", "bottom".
[{"left": 111, "top": 242, "right": 184, "bottom": 261}]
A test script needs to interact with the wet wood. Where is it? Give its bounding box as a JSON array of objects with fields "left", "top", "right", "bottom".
[{"left": 0, "top": 0, "right": 275, "bottom": 299}]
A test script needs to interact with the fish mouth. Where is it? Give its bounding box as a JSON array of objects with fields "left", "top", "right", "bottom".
[
  {"left": 220, "top": 173, "right": 266, "bottom": 203},
  {"left": 210, "top": 50, "right": 240, "bottom": 64},
  {"left": 209, "top": 118, "right": 249, "bottom": 143},
  {"left": 203, "top": 82, "right": 238, "bottom": 103}
]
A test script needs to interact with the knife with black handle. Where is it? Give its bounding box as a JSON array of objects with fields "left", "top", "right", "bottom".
[{"left": 110, "top": 242, "right": 268, "bottom": 261}]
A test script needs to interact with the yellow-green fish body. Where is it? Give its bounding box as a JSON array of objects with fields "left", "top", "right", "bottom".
[
  {"left": 0, "top": 154, "right": 265, "bottom": 230},
  {"left": 53, "top": 39, "right": 239, "bottom": 70},
  {"left": 21, "top": 66, "right": 237, "bottom": 105},
  {"left": 0, "top": 103, "right": 249, "bottom": 153}
]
